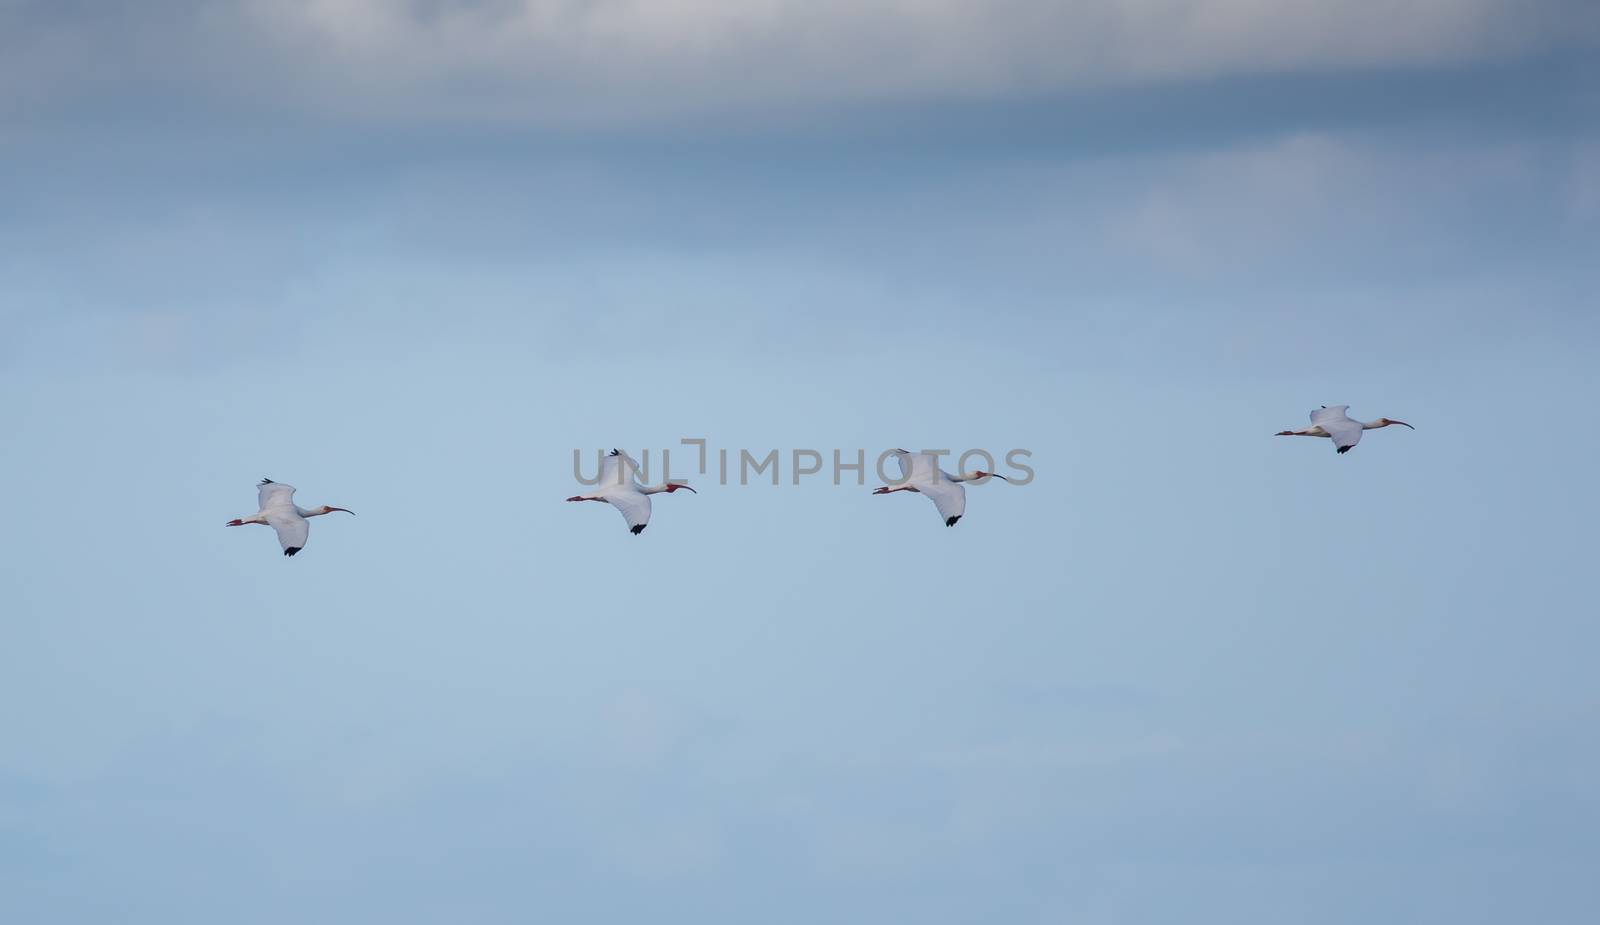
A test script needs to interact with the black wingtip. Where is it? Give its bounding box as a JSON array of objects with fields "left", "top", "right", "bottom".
[
  {"left": 945, "top": 515, "right": 961, "bottom": 527},
  {"left": 1336, "top": 446, "right": 1351, "bottom": 454},
  {"left": 283, "top": 546, "right": 302, "bottom": 557},
  {"left": 259, "top": 477, "right": 274, "bottom": 485},
  {"left": 630, "top": 524, "right": 646, "bottom": 535},
  {"left": 609, "top": 448, "right": 621, "bottom": 457}
]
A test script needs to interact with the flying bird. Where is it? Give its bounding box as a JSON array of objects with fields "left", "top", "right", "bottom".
[
  {"left": 226, "top": 478, "right": 354, "bottom": 557},
  {"left": 872, "top": 449, "right": 1009, "bottom": 527},
  {"left": 1276, "top": 405, "right": 1414, "bottom": 454},
  {"left": 567, "top": 449, "right": 696, "bottom": 534}
]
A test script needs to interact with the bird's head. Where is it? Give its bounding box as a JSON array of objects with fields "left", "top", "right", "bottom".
[
  {"left": 1378, "top": 418, "right": 1415, "bottom": 430},
  {"left": 663, "top": 482, "right": 697, "bottom": 494},
  {"left": 961, "top": 470, "right": 1010, "bottom": 484},
  {"left": 319, "top": 505, "right": 356, "bottom": 515}
]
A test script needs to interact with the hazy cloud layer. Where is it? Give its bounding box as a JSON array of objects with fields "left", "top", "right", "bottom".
[{"left": 5, "top": 0, "right": 1599, "bottom": 123}]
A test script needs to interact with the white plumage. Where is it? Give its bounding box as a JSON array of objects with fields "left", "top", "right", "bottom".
[
  {"left": 226, "top": 478, "right": 355, "bottom": 557},
  {"left": 872, "top": 449, "right": 1009, "bottom": 527},
  {"left": 1278, "top": 406, "right": 1414, "bottom": 454},
  {"left": 567, "top": 450, "right": 696, "bottom": 535}
]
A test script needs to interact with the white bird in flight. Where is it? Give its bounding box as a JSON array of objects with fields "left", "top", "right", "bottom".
[
  {"left": 872, "top": 449, "right": 1009, "bottom": 527},
  {"left": 1276, "top": 405, "right": 1414, "bottom": 454},
  {"left": 566, "top": 449, "right": 696, "bottom": 534},
  {"left": 226, "top": 478, "right": 355, "bottom": 557}
]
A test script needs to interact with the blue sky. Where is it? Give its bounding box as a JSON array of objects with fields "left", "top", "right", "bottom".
[{"left": 3, "top": 2, "right": 1599, "bottom": 922}]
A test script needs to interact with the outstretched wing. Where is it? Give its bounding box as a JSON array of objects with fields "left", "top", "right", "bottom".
[
  {"left": 1322, "top": 420, "right": 1363, "bottom": 453},
  {"left": 265, "top": 509, "right": 310, "bottom": 555},
  {"left": 258, "top": 478, "right": 297, "bottom": 510},
  {"left": 1307, "top": 407, "right": 1363, "bottom": 451},
  {"left": 893, "top": 451, "right": 940, "bottom": 484},
  {"left": 598, "top": 451, "right": 641, "bottom": 490},
  {"left": 606, "top": 490, "right": 652, "bottom": 535},
  {"left": 1310, "top": 406, "right": 1351, "bottom": 427},
  {"left": 918, "top": 477, "right": 967, "bottom": 526}
]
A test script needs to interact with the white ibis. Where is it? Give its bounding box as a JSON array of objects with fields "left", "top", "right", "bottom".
[
  {"left": 226, "top": 478, "right": 354, "bottom": 557},
  {"left": 567, "top": 449, "right": 696, "bottom": 534},
  {"left": 872, "top": 449, "right": 1009, "bottom": 527},
  {"left": 1277, "top": 405, "right": 1414, "bottom": 454}
]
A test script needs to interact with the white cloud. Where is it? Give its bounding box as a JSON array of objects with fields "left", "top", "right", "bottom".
[
  {"left": 1102, "top": 132, "right": 1545, "bottom": 278},
  {"left": 1570, "top": 143, "right": 1600, "bottom": 225},
  {"left": 4, "top": 0, "right": 1597, "bottom": 124}
]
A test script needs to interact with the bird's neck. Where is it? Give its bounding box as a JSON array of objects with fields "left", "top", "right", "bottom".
[
  {"left": 639, "top": 483, "right": 673, "bottom": 495},
  {"left": 297, "top": 505, "right": 327, "bottom": 517}
]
